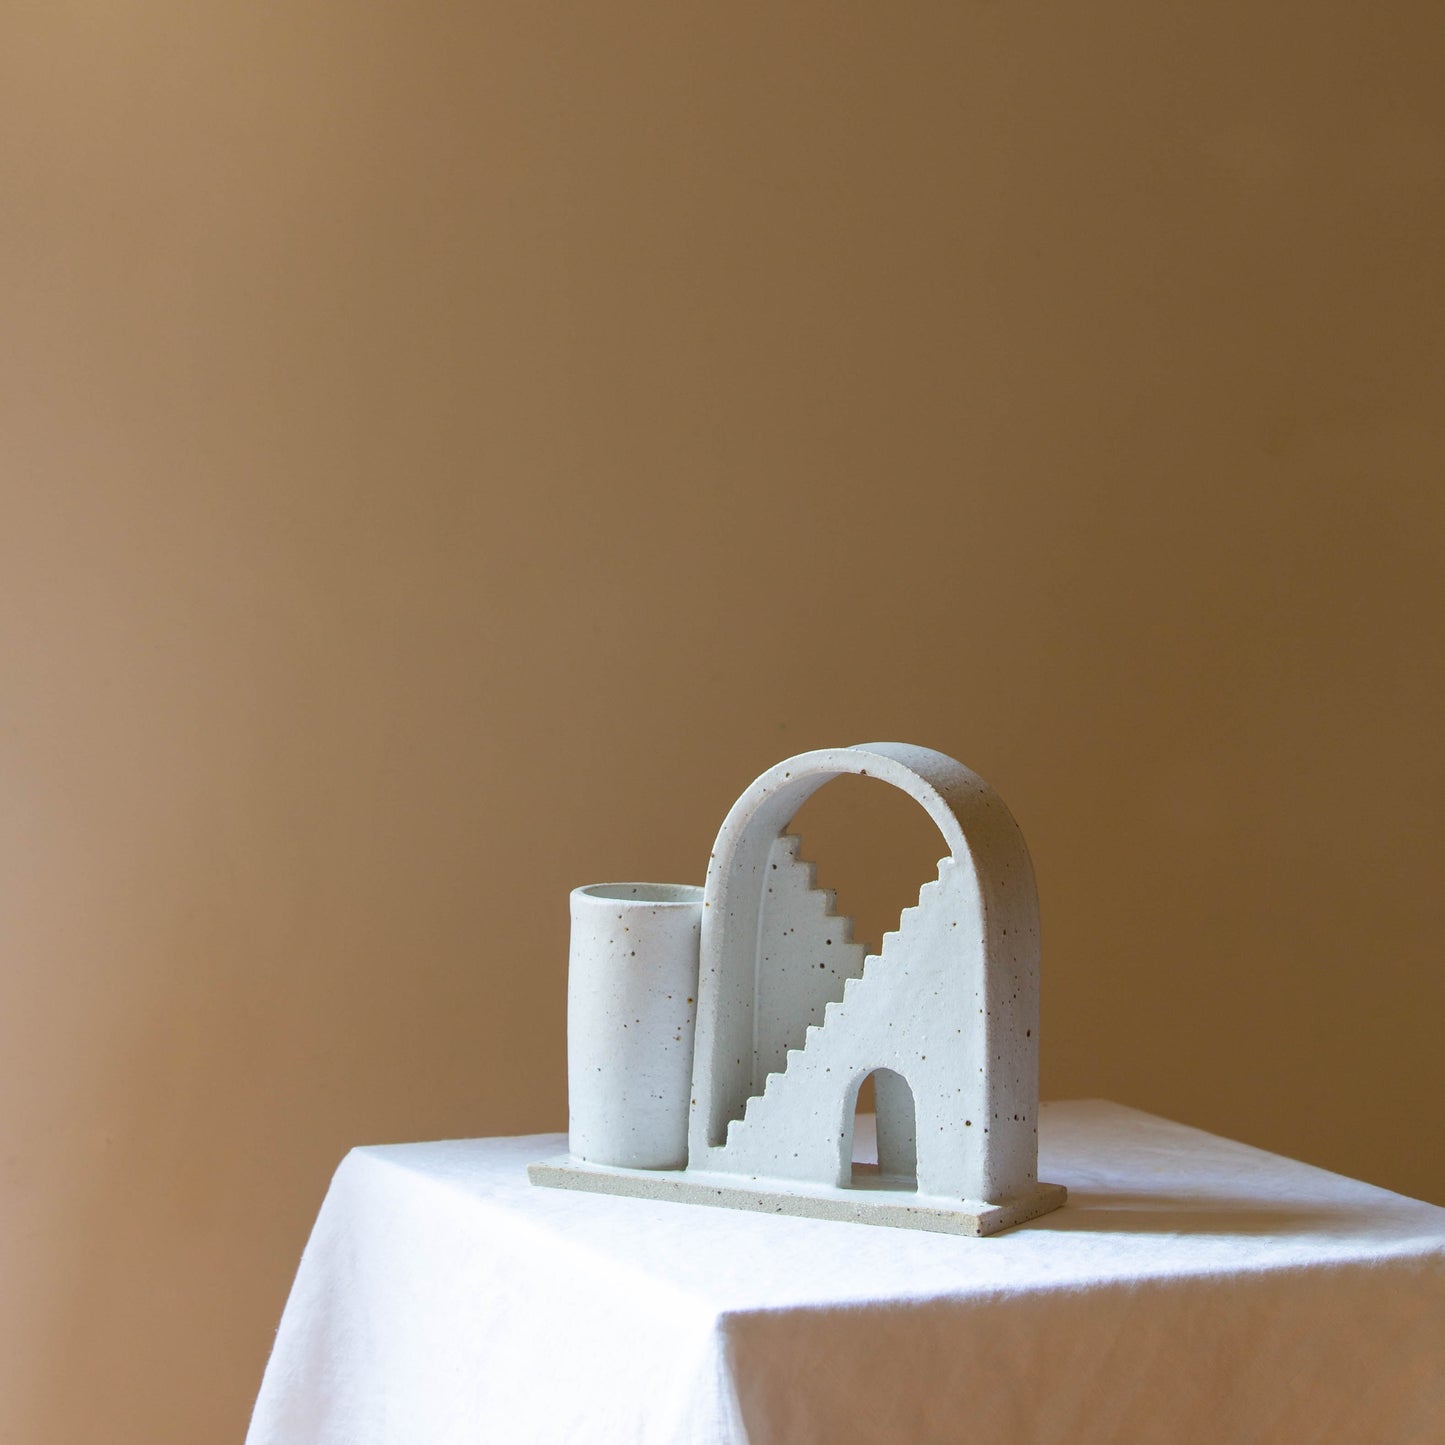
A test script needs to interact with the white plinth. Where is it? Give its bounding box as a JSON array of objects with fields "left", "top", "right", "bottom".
[{"left": 246, "top": 1101, "right": 1445, "bottom": 1445}]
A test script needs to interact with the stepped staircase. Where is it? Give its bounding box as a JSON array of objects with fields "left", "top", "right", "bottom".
[
  {"left": 752, "top": 833, "right": 867, "bottom": 1079},
  {"left": 713, "top": 855, "right": 960, "bottom": 1181}
]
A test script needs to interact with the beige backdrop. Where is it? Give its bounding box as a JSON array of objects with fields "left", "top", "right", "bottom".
[{"left": 3, "top": 4, "right": 1443, "bottom": 1442}]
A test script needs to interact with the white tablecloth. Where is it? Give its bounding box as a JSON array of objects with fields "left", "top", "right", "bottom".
[{"left": 246, "top": 1101, "right": 1445, "bottom": 1444}]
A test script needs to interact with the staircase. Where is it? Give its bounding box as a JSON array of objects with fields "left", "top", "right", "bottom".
[
  {"left": 753, "top": 833, "right": 867, "bottom": 1080},
  {"left": 713, "top": 857, "right": 961, "bottom": 1181}
]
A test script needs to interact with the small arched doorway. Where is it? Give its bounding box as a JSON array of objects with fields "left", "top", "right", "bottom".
[{"left": 847, "top": 1068, "right": 918, "bottom": 1191}]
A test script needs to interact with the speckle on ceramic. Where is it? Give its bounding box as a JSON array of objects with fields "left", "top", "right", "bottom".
[
  {"left": 565, "top": 883, "right": 703, "bottom": 1169},
  {"left": 535, "top": 744, "right": 1065, "bottom": 1235}
]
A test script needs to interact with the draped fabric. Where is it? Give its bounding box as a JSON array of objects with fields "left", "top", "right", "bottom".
[{"left": 247, "top": 1101, "right": 1445, "bottom": 1444}]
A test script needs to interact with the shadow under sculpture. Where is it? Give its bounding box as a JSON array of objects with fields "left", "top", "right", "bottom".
[{"left": 530, "top": 742, "right": 1066, "bottom": 1235}]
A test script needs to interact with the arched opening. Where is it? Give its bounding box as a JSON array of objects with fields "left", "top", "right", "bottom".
[
  {"left": 783, "top": 774, "right": 947, "bottom": 1120},
  {"left": 787, "top": 772, "right": 947, "bottom": 959},
  {"left": 847, "top": 1068, "right": 917, "bottom": 1191}
]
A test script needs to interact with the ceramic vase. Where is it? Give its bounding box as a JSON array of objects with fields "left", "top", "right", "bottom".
[{"left": 567, "top": 882, "right": 703, "bottom": 1168}]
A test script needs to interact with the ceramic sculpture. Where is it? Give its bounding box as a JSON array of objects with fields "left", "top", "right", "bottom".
[{"left": 529, "top": 743, "right": 1066, "bottom": 1235}]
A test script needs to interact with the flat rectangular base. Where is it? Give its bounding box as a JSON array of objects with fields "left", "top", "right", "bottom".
[{"left": 528, "top": 1156, "right": 1067, "bottom": 1236}]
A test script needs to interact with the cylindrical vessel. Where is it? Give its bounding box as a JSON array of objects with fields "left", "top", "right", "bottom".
[{"left": 567, "top": 882, "right": 703, "bottom": 1169}]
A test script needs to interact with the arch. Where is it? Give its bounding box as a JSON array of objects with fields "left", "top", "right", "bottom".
[
  {"left": 787, "top": 772, "right": 951, "bottom": 957},
  {"left": 688, "top": 741, "right": 1040, "bottom": 1198},
  {"left": 847, "top": 1067, "right": 918, "bottom": 1190}
]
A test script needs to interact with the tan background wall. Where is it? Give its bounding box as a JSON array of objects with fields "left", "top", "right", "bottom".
[{"left": 3, "top": 3, "right": 1442, "bottom": 1441}]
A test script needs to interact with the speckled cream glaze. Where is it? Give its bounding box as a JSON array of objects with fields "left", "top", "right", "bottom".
[
  {"left": 527, "top": 1154, "right": 1067, "bottom": 1237},
  {"left": 536, "top": 744, "right": 1065, "bottom": 1233},
  {"left": 566, "top": 883, "right": 703, "bottom": 1169},
  {"left": 690, "top": 744, "right": 1045, "bottom": 1207}
]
